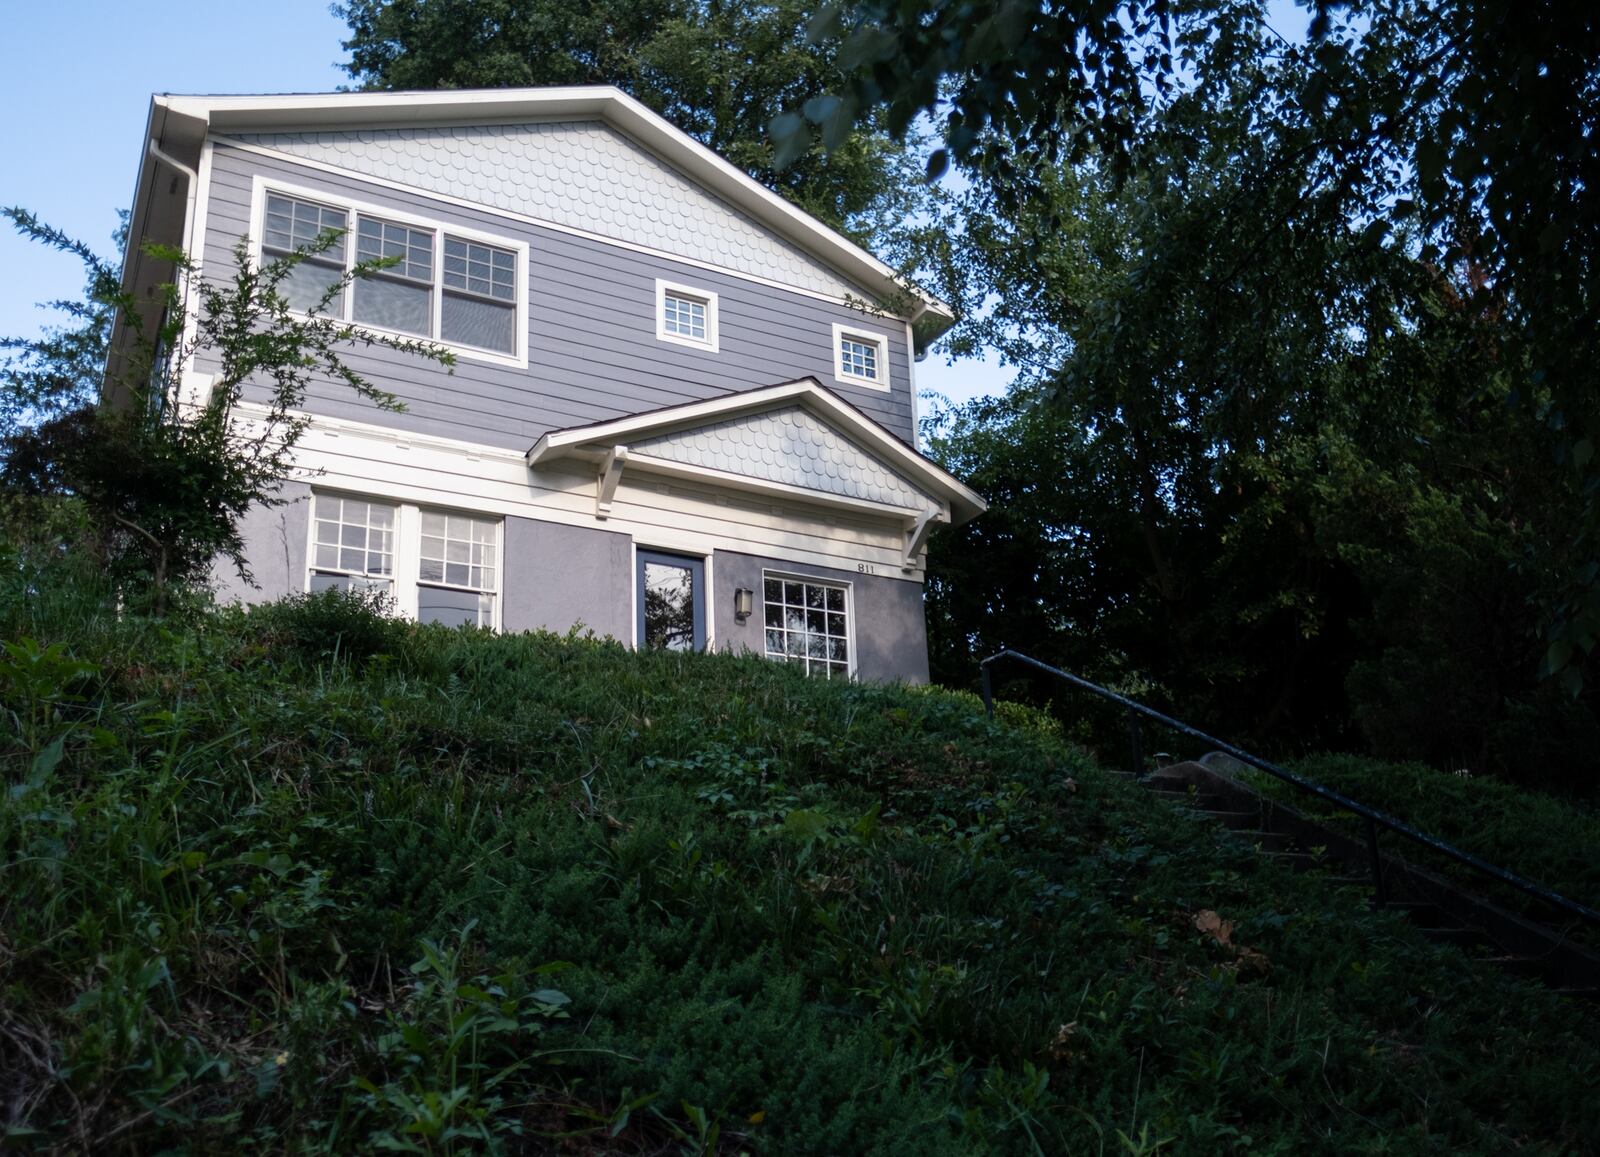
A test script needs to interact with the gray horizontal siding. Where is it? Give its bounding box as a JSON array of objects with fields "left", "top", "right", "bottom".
[{"left": 198, "top": 142, "right": 915, "bottom": 449}]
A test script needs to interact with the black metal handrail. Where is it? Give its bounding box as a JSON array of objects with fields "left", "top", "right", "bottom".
[{"left": 979, "top": 649, "right": 1600, "bottom": 928}]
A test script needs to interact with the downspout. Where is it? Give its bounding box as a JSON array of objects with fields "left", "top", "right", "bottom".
[{"left": 144, "top": 138, "right": 200, "bottom": 403}]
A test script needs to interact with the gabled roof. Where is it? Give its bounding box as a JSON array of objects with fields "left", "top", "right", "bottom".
[
  {"left": 136, "top": 86, "right": 954, "bottom": 342},
  {"left": 527, "top": 377, "right": 987, "bottom": 527}
]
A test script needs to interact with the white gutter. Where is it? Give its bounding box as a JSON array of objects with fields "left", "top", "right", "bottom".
[{"left": 145, "top": 138, "right": 199, "bottom": 299}]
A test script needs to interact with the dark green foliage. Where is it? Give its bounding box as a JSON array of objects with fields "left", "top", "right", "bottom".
[
  {"left": 814, "top": 0, "right": 1600, "bottom": 690},
  {"left": 909, "top": 11, "right": 1599, "bottom": 788},
  {"left": 1244, "top": 752, "right": 1600, "bottom": 939},
  {"left": 250, "top": 585, "right": 408, "bottom": 664},
  {"left": 1, "top": 210, "right": 447, "bottom": 615},
  {"left": 3, "top": 551, "right": 1599, "bottom": 1152}
]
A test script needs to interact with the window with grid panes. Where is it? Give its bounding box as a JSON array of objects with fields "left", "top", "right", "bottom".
[
  {"left": 442, "top": 238, "right": 517, "bottom": 352},
  {"left": 663, "top": 291, "right": 708, "bottom": 341},
  {"left": 763, "top": 577, "right": 850, "bottom": 678},
  {"left": 417, "top": 511, "right": 498, "bottom": 628},
  {"left": 261, "top": 187, "right": 521, "bottom": 356},
  {"left": 839, "top": 335, "right": 879, "bottom": 381},
  {"left": 263, "top": 193, "right": 348, "bottom": 314},
  {"left": 353, "top": 216, "right": 434, "bottom": 336},
  {"left": 309, "top": 495, "right": 395, "bottom": 594}
]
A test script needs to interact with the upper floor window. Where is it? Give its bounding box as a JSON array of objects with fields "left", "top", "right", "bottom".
[
  {"left": 264, "top": 193, "right": 348, "bottom": 313},
  {"left": 256, "top": 181, "right": 527, "bottom": 366},
  {"left": 831, "top": 323, "right": 890, "bottom": 391},
  {"left": 656, "top": 279, "right": 719, "bottom": 352}
]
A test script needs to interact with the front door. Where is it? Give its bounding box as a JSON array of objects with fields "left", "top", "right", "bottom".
[{"left": 636, "top": 550, "right": 706, "bottom": 652}]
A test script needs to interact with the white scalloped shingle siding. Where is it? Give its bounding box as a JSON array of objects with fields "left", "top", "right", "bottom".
[
  {"left": 230, "top": 123, "right": 863, "bottom": 299},
  {"left": 631, "top": 406, "right": 933, "bottom": 511}
]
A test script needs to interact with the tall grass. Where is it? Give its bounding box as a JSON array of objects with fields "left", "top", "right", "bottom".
[{"left": 2, "top": 573, "right": 1598, "bottom": 1153}]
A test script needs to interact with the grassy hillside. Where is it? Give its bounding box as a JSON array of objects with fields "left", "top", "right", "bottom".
[
  {"left": 1232, "top": 753, "right": 1600, "bottom": 942},
  {"left": 2, "top": 579, "right": 1598, "bottom": 1153}
]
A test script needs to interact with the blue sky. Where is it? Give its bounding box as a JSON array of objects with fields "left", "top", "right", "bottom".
[{"left": 0, "top": 1, "right": 1307, "bottom": 410}]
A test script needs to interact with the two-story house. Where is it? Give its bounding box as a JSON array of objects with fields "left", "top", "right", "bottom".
[{"left": 117, "top": 88, "right": 984, "bottom": 682}]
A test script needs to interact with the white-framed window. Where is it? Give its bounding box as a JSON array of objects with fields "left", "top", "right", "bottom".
[
  {"left": 762, "top": 572, "right": 852, "bottom": 679},
  {"left": 254, "top": 178, "right": 529, "bottom": 367},
  {"left": 417, "top": 510, "right": 499, "bottom": 628},
  {"left": 831, "top": 322, "right": 891, "bottom": 391},
  {"left": 309, "top": 494, "right": 396, "bottom": 594},
  {"left": 306, "top": 491, "right": 502, "bottom": 629},
  {"left": 656, "top": 279, "right": 719, "bottom": 352}
]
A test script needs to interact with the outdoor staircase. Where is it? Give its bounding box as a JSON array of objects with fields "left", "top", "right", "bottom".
[{"left": 1115, "top": 757, "right": 1600, "bottom": 999}]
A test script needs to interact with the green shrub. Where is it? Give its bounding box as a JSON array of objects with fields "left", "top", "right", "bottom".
[{"left": 247, "top": 584, "right": 406, "bottom": 663}]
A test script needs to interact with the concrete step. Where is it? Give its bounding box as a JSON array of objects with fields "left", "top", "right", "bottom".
[
  {"left": 1207, "top": 809, "right": 1265, "bottom": 830},
  {"left": 1146, "top": 787, "right": 1226, "bottom": 810},
  {"left": 1235, "top": 829, "right": 1296, "bottom": 853}
]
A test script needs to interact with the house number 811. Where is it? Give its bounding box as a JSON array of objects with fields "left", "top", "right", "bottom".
[{"left": 857, "top": 563, "right": 878, "bottom": 575}]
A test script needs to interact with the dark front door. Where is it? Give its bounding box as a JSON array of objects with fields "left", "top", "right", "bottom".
[{"left": 636, "top": 550, "right": 706, "bottom": 652}]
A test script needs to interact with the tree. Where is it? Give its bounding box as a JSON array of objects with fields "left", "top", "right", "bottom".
[
  {"left": 912, "top": 17, "right": 1596, "bottom": 782},
  {"left": 1, "top": 210, "right": 447, "bottom": 612},
  {"left": 337, "top": 0, "right": 925, "bottom": 239},
  {"left": 802, "top": 0, "right": 1600, "bottom": 687}
]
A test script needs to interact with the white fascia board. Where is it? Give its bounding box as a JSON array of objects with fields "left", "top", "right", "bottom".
[
  {"left": 148, "top": 88, "right": 954, "bottom": 337},
  {"left": 526, "top": 377, "right": 987, "bottom": 525}
]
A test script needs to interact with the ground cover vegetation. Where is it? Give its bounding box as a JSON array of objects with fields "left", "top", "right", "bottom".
[
  {"left": 2, "top": 540, "right": 1599, "bottom": 1153},
  {"left": 1241, "top": 753, "right": 1600, "bottom": 943}
]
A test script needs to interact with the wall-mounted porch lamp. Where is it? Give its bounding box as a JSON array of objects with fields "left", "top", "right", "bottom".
[{"left": 733, "top": 587, "right": 755, "bottom": 621}]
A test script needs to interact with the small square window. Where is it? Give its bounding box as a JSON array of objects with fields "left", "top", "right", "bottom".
[
  {"left": 656, "top": 280, "right": 719, "bottom": 351},
  {"left": 832, "top": 324, "right": 891, "bottom": 391}
]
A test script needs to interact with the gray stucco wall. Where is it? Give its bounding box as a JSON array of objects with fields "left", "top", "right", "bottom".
[
  {"left": 212, "top": 480, "right": 311, "bottom": 605},
  {"left": 501, "top": 516, "right": 632, "bottom": 641},
  {"left": 199, "top": 141, "right": 917, "bottom": 447},
  {"left": 712, "top": 549, "right": 929, "bottom": 684}
]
